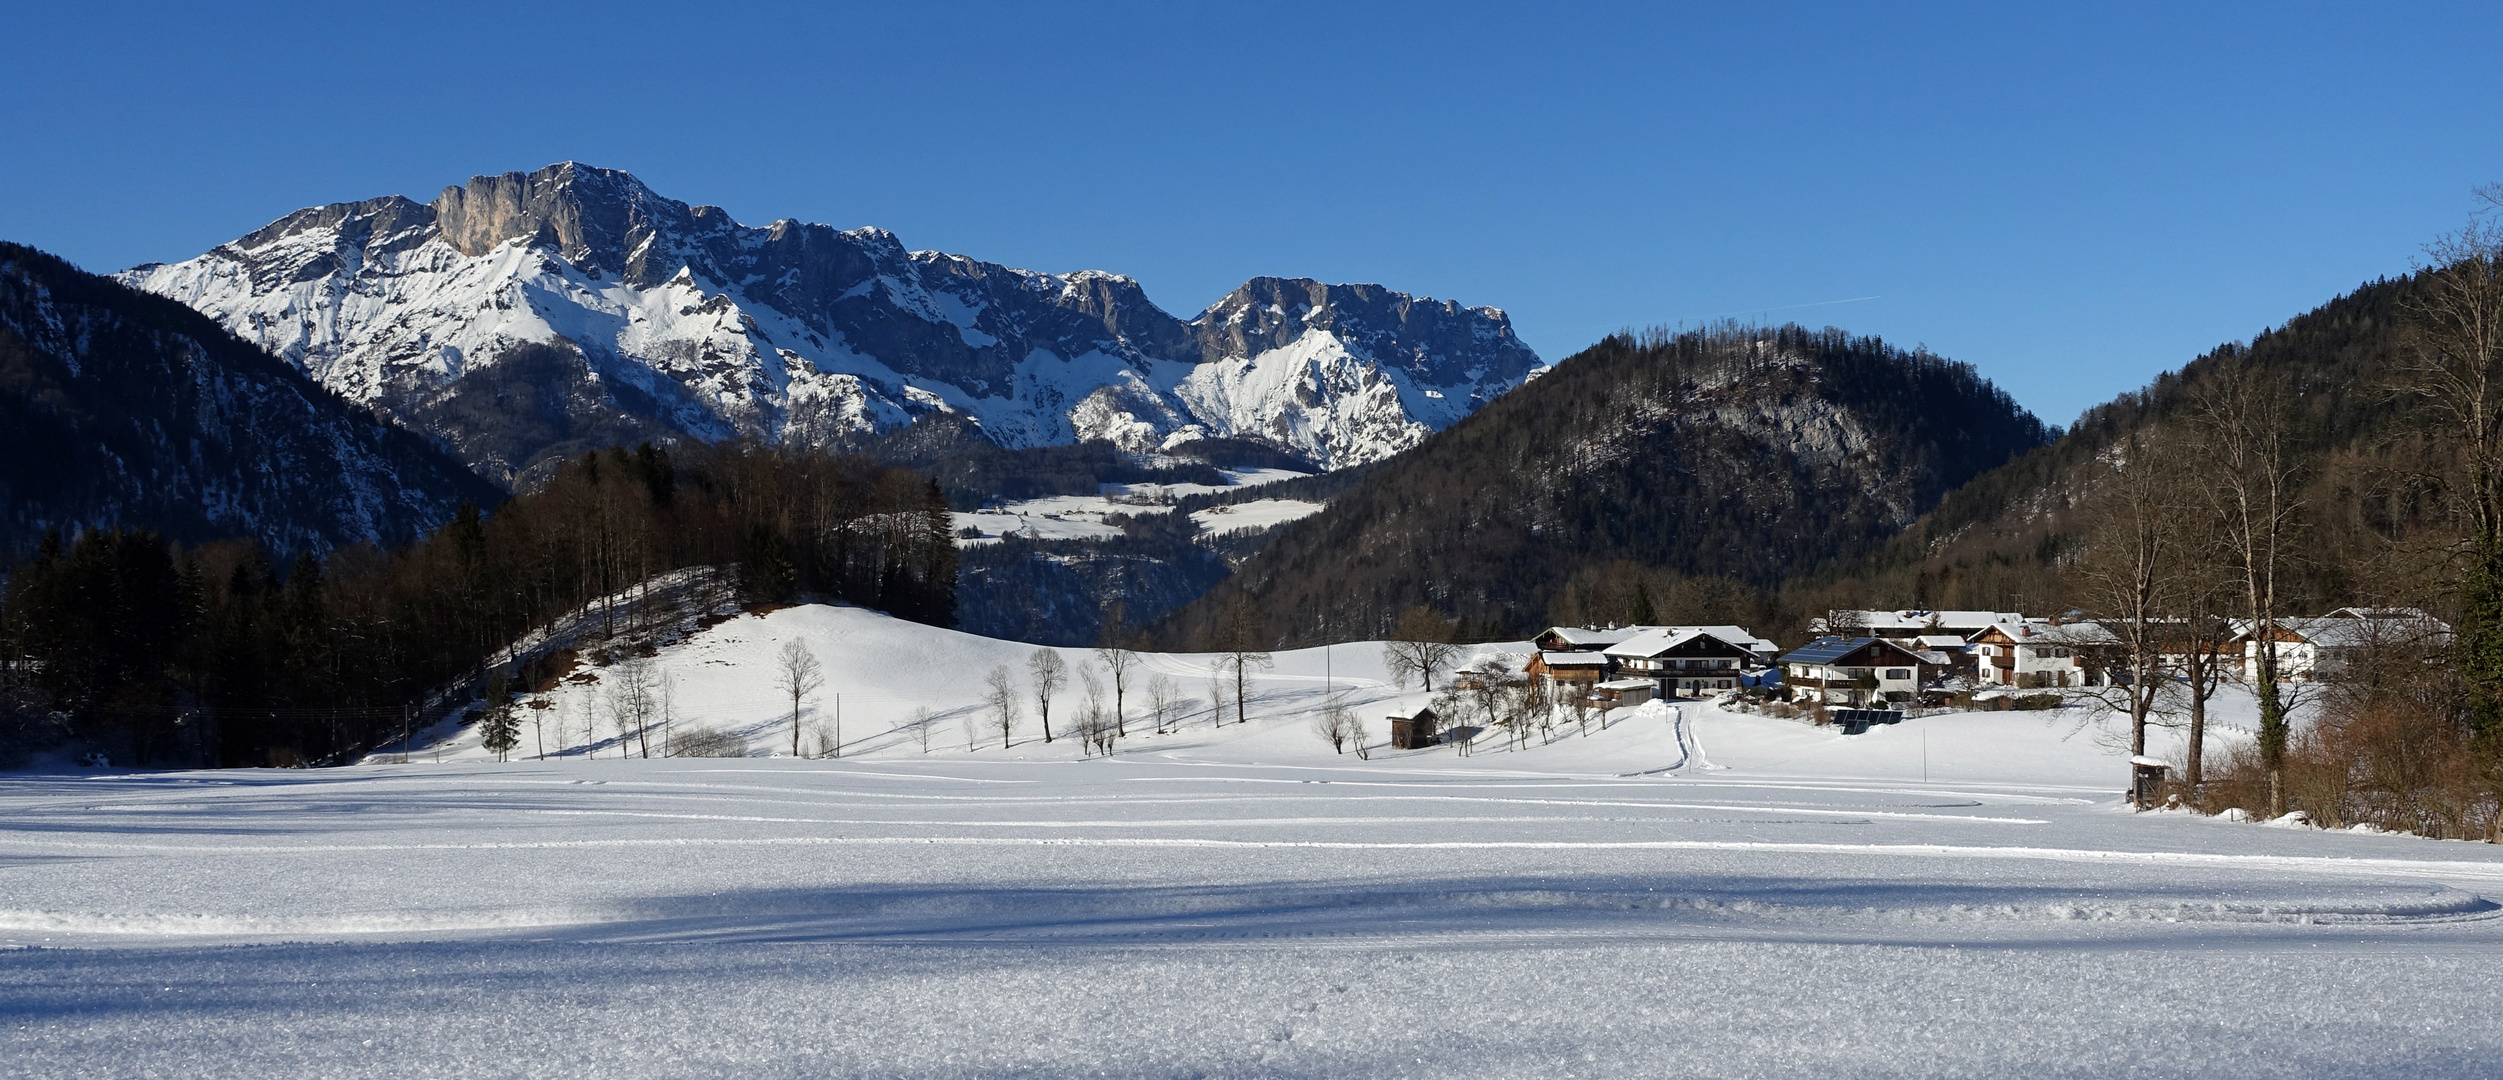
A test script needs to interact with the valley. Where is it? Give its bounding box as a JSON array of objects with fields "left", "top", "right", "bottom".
[{"left": 4, "top": 604, "right": 2498, "bottom": 1077}]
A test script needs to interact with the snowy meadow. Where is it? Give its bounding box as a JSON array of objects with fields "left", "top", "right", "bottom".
[{"left": 4, "top": 606, "right": 2501, "bottom": 1078}]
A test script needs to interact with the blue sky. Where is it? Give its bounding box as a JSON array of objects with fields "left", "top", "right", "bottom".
[{"left": 5, "top": 2, "right": 2498, "bottom": 426}]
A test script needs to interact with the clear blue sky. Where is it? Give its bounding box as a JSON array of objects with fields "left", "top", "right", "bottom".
[{"left": 6, "top": 2, "right": 2498, "bottom": 426}]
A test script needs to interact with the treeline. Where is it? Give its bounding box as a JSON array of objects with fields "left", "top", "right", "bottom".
[{"left": 0, "top": 441, "right": 956, "bottom": 767}]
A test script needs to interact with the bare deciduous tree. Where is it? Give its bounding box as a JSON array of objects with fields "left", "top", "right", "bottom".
[
  {"left": 1027, "top": 648, "right": 1066, "bottom": 743},
  {"left": 774, "top": 640, "right": 824, "bottom": 758},
  {"left": 1312, "top": 693, "right": 1362, "bottom": 754},
  {"left": 984, "top": 665, "right": 1020, "bottom": 750},
  {"left": 1075, "top": 667, "right": 1116, "bottom": 756},
  {"left": 659, "top": 673, "right": 677, "bottom": 758},
  {"left": 2397, "top": 185, "right": 2503, "bottom": 738},
  {"left": 1218, "top": 596, "right": 1272, "bottom": 725},
  {"left": 909, "top": 705, "right": 936, "bottom": 754},
  {"left": 2075, "top": 433, "right": 2186, "bottom": 760},
  {"left": 1382, "top": 606, "right": 1460, "bottom": 692},
  {"left": 605, "top": 656, "right": 660, "bottom": 759},
  {"left": 1147, "top": 674, "right": 1181, "bottom": 734},
  {"left": 2189, "top": 364, "right": 2307, "bottom": 816},
  {"left": 1095, "top": 645, "right": 1138, "bottom": 738}
]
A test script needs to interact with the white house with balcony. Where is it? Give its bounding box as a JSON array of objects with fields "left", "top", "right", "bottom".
[
  {"left": 1777, "top": 636, "right": 1929, "bottom": 706},
  {"left": 1599, "top": 627, "right": 1779, "bottom": 699}
]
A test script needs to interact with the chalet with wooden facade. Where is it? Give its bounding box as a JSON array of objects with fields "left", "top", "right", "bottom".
[
  {"left": 1778, "top": 636, "right": 1928, "bottom": 706},
  {"left": 1601, "top": 628, "right": 1777, "bottom": 698},
  {"left": 1524, "top": 651, "right": 1609, "bottom": 692},
  {"left": 1528, "top": 624, "right": 1780, "bottom": 705},
  {"left": 1968, "top": 621, "right": 2112, "bottom": 688}
]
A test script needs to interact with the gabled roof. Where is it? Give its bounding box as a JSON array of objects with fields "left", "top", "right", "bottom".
[
  {"left": 1778, "top": 636, "right": 1924, "bottom": 666},
  {"left": 1600, "top": 626, "right": 1779, "bottom": 659},
  {"left": 1913, "top": 634, "right": 1969, "bottom": 650},
  {"left": 2243, "top": 615, "right": 2453, "bottom": 649},
  {"left": 1540, "top": 626, "right": 1641, "bottom": 648},
  {"left": 1810, "top": 609, "right": 2026, "bottom": 634}
]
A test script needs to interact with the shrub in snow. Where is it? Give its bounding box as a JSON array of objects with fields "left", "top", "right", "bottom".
[{"left": 670, "top": 727, "right": 749, "bottom": 758}]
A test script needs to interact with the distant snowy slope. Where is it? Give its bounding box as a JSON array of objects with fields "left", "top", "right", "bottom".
[{"left": 124, "top": 163, "right": 1541, "bottom": 485}]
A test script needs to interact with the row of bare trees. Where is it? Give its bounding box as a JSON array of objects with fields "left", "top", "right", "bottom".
[
  {"left": 966, "top": 645, "right": 1185, "bottom": 754},
  {"left": 2067, "top": 189, "right": 2503, "bottom": 834}
]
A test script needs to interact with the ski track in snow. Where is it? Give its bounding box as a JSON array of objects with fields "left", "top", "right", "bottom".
[{"left": 5, "top": 605, "right": 2502, "bottom": 1077}]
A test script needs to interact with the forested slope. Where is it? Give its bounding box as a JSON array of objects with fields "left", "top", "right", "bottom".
[
  {"left": 1159, "top": 324, "right": 2052, "bottom": 647},
  {"left": 0, "top": 242, "right": 497, "bottom": 559},
  {"left": 1846, "top": 273, "right": 2453, "bottom": 617}
]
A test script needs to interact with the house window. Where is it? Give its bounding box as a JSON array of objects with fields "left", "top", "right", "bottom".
[{"left": 1884, "top": 669, "right": 1910, "bottom": 681}]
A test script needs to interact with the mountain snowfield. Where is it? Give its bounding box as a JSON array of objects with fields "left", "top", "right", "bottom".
[
  {"left": 6, "top": 606, "right": 2502, "bottom": 1076},
  {"left": 121, "top": 162, "right": 1541, "bottom": 483}
]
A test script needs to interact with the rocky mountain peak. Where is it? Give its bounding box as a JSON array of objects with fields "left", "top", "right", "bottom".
[
  {"left": 1194, "top": 276, "right": 1539, "bottom": 386},
  {"left": 432, "top": 162, "right": 692, "bottom": 279},
  {"left": 122, "top": 164, "right": 1544, "bottom": 481}
]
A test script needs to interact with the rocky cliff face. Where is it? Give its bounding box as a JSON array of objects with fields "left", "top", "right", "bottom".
[
  {"left": 124, "top": 163, "right": 1540, "bottom": 486},
  {"left": 0, "top": 243, "right": 498, "bottom": 558}
]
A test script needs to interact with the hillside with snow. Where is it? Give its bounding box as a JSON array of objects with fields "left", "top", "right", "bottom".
[
  {"left": 7, "top": 603, "right": 2502, "bottom": 1077},
  {"left": 0, "top": 242, "right": 497, "bottom": 557},
  {"left": 121, "top": 163, "right": 1542, "bottom": 485}
]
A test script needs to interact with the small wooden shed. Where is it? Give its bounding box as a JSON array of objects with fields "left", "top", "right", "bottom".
[{"left": 1388, "top": 707, "right": 1441, "bottom": 750}]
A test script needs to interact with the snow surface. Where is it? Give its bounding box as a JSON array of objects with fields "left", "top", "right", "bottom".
[
  {"left": 951, "top": 468, "right": 1315, "bottom": 545},
  {"left": 5, "top": 605, "right": 2501, "bottom": 1077},
  {"left": 1190, "top": 498, "right": 1325, "bottom": 534}
]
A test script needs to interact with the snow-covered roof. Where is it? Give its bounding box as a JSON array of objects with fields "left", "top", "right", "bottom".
[
  {"left": 1778, "top": 636, "right": 1924, "bottom": 666},
  {"left": 1599, "top": 626, "right": 1779, "bottom": 659},
  {"left": 1536, "top": 651, "right": 1608, "bottom": 667},
  {"left": 1542, "top": 626, "right": 1642, "bottom": 648},
  {"left": 1810, "top": 610, "right": 2026, "bottom": 634},
  {"left": 1594, "top": 678, "right": 1654, "bottom": 691},
  {"left": 2248, "top": 615, "right": 2452, "bottom": 649},
  {"left": 1913, "top": 634, "right": 1969, "bottom": 650}
]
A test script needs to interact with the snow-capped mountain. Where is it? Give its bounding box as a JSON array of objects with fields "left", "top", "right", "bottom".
[
  {"left": 0, "top": 243, "right": 497, "bottom": 557},
  {"left": 123, "top": 163, "right": 1540, "bottom": 485}
]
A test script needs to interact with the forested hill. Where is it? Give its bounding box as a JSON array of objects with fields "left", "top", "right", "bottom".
[
  {"left": 0, "top": 242, "right": 497, "bottom": 559},
  {"left": 1841, "top": 272, "right": 2452, "bottom": 616},
  {"left": 1158, "top": 324, "right": 2053, "bottom": 648}
]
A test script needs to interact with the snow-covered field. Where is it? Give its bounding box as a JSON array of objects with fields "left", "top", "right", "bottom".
[
  {"left": 5, "top": 606, "right": 2501, "bottom": 1077},
  {"left": 950, "top": 467, "right": 1312, "bottom": 545}
]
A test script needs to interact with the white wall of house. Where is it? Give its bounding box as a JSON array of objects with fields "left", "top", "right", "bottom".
[{"left": 1785, "top": 662, "right": 1921, "bottom": 705}]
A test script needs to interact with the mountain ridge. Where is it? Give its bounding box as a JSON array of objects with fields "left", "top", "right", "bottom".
[{"left": 124, "top": 162, "right": 1542, "bottom": 486}]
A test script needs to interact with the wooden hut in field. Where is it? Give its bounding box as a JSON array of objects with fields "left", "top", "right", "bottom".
[{"left": 1388, "top": 707, "right": 1441, "bottom": 750}]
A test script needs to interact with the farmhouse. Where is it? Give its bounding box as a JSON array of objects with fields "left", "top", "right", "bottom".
[
  {"left": 1533, "top": 626, "right": 1644, "bottom": 652},
  {"left": 1524, "top": 651, "right": 1609, "bottom": 692},
  {"left": 1968, "top": 621, "right": 2111, "bottom": 688},
  {"left": 2235, "top": 608, "right": 2454, "bottom": 682},
  {"left": 1601, "top": 628, "right": 1774, "bottom": 699},
  {"left": 1778, "top": 636, "right": 1928, "bottom": 706},
  {"left": 1809, "top": 609, "right": 2025, "bottom": 641}
]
